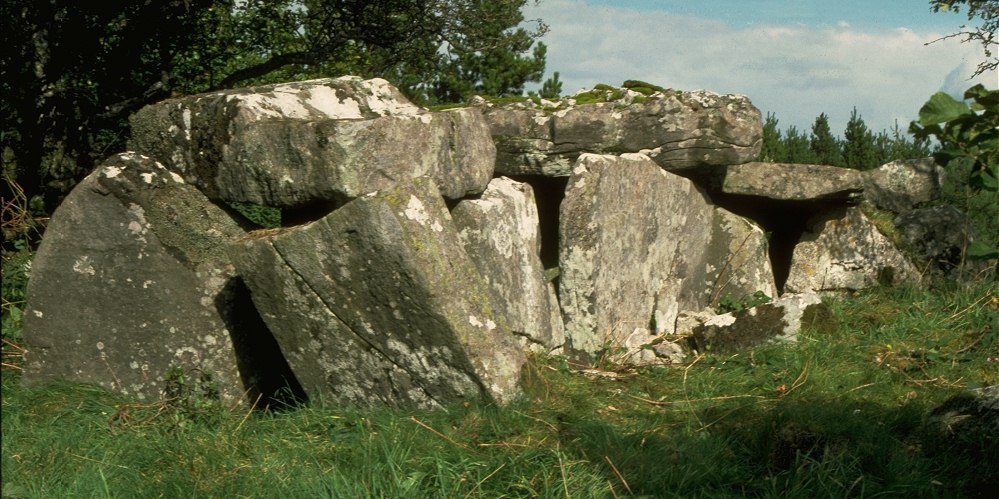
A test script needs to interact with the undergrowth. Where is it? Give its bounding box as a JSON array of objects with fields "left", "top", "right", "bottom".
[{"left": 2, "top": 281, "right": 996, "bottom": 497}]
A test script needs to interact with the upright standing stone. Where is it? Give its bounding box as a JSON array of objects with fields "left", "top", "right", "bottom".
[
  {"left": 230, "top": 176, "right": 526, "bottom": 408},
  {"left": 451, "top": 177, "right": 565, "bottom": 353},
  {"left": 21, "top": 153, "right": 281, "bottom": 405},
  {"left": 785, "top": 207, "right": 916, "bottom": 292}
]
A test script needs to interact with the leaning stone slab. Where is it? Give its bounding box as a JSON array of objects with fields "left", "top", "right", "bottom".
[
  {"left": 21, "top": 153, "right": 282, "bottom": 406},
  {"left": 785, "top": 207, "right": 917, "bottom": 292},
  {"left": 722, "top": 162, "right": 864, "bottom": 202},
  {"left": 863, "top": 158, "right": 944, "bottom": 213},
  {"left": 705, "top": 208, "right": 779, "bottom": 305},
  {"left": 689, "top": 292, "right": 831, "bottom": 353},
  {"left": 129, "top": 76, "right": 495, "bottom": 206},
  {"left": 481, "top": 87, "right": 762, "bottom": 176},
  {"left": 229, "top": 176, "right": 525, "bottom": 408},
  {"left": 558, "top": 153, "right": 776, "bottom": 363},
  {"left": 451, "top": 177, "right": 565, "bottom": 353}
]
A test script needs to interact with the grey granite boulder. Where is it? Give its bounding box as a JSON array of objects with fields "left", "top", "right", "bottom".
[
  {"left": 785, "top": 207, "right": 917, "bottom": 292},
  {"left": 706, "top": 208, "right": 779, "bottom": 305},
  {"left": 722, "top": 162, "right": 864, "bottom": 202},
  {"left": 451, "top": 177, "right": 565, "bottom": 353},
  {"left": 229, "top": 176, "right": 526, "bottom": 408},
  {"left": 129, "top": 76, "right": 495, "bottom": 206},
  {"left": 558, "top": 153, "right": 776, "bottom": 363},
  {"left": 481, "top": 87, "right": 762, "bottom": 177},
  {"left": 21, "top": 153, "right": 288, "bottom": 406},
  {"left": 863, "top": 158, "right": 944, "bottom": 212}
]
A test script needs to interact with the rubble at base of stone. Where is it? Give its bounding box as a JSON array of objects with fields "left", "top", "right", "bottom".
[{"left": 21, "top": 76, "right": 990, "bottom": 409}]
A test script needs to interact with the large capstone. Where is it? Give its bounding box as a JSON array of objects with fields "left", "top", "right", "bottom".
[
  {"left": 129, "top": 76, "right": 495, "bottom": 207},
  {"left": 481, "top": 87, "right": 762, "bottom": 177}
]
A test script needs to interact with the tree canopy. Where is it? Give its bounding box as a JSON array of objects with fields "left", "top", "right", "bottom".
[
  {"left": 1, "top": 0, "right": 548, "bottom": 213},
  {"left": 928, "top": 0, "right": 998, "bottom": 76}
]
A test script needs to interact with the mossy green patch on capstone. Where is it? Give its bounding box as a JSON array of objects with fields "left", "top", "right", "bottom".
[{"left": 622, "top": 80, "right": 667, "bottom": 93}]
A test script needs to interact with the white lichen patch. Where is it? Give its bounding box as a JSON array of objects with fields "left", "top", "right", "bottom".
[
  {"left": 73, "top": 256, "right": 96, "bottom": 276},
  {"left": 103, "top": 165, "right": 123, "bottom": 178},
  {"left": 468, "top": 315, "right": 497, "bottom": 330},
  {"left": 182, "top": 108, "right": 192, "bottom": 140},
  {"left": 365, "top": 78, "right": 421, "bottom": 116},
  {"left": 168, "top": 171, "right": 185, "bottom": 183},
  {"left": 402, "top": 195, "right": 432, "bottom": 226},
  {"left": 140, "top": 172, "right": 155, "bottom": 184},
  {"left": 704, "top": 313, "right": 737, "bottom": 328}
]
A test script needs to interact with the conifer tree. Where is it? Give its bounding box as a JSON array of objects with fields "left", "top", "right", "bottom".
[
  {"left": 785, "top": 126, "right": 818, "bottom": 164},
  {"left": 809, "top": 113, "right": 843, "bottom": 166},
  {"left": 843, "top": 107, "right": 878, "bottom": 170},
  {"left": 760, "top": 113, "right": 787, "bottom": 162}
]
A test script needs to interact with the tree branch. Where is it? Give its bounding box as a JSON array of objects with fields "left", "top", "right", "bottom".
[{"left": 214, "top": 51, "right": 322, "bottom": 90}]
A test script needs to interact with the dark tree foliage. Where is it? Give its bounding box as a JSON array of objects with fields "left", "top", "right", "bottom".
[
  {"left": 809, "top": 113, "right": 843, "bottom": 166},
  {"left": 843, "top": 108, "right": 877, "bottom": 170},
  {"left": 783, "top": 126, "right": 818, "bottom": 164},
  {"left": 540, "top": 71, "right": 564, "bottom": 99},
  {"left": 759, "top": 113, "right": 787, "bottom": 163},
  {"left": 758, "top": 112, "right": 931, "bottom": 168},
  {"left": 1, "top": 0, "right": 547, "bottom": 214}
]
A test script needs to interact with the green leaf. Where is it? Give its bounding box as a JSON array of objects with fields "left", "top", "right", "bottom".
[{"left": 917, "top": 92, "right": 972, "bottom": 126}]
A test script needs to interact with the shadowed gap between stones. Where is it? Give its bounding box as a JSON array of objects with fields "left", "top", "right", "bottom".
[{"left": 215, "top": 277, "right": 308, "bottom": 409}]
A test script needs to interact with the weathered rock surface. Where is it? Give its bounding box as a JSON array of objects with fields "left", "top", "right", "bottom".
[
  {"left": 129, "top": 76, "right": 495, "bottom": 207},
  {"left": 863, "top": 158, "right": 944, "bottom": 213},
  {"left": 706, "top": 208, "right": 779, "bottom": 303},
  {"left": 451, "top": 177, "right": 565, "bottom": 353},
  {"left": 722, "top": 162, "right": 864, "bottom": 202},
  {"left": 894, "top": 205, "right": 976, "bottom": 272},
  {"left": 229, "top": 176, "right": 526, "bottom": 408},
  {"left": 785, "top": 207, "right": 917, "bottom": 292},
  {"left": 481, "top": 88, "right": 762, "bottom": 177},
  {"left": 558, "top": 153, "right": 776, "bottom": 362},
  {"left": 689, "top": 292, "right": 831, "bottom": 353},
  {"left": 21, "top": 153, "right": 290, "bottom": 405}
]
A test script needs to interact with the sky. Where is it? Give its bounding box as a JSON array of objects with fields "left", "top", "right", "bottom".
[{"left": 522, "top": 0, "right": 998, "bottom": 136}]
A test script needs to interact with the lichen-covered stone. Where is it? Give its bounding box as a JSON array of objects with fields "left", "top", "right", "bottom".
[
  {"left": 129, "top": 76, "right": 495, "bottom": 206},
  {"left": 558, "top": 153, "right": 775, "bottom": 363},
  {"left": 229, "top": 176, "right": 526, "bottom": 408},
  {"left": 704, "top": 208, "right": 779, "bottom": 305},
  {"left": 722, "top": 162, "right": 864, "bottom": 202},
  {"left": 894, "top": 205, "right": 988, "bottom": 277},
  {"left": 690, "top": 292, "right": 830, "bottom": 353},
  {"left": 863, "top": 158, "right": 944, "bottom": 213},
  {"left": 21, "top": 153, "right": 279, "bottom": 405},
  {"left": 785, "top": 207, "right": 917, "bottom": 292},
  {"left": 480, "top": 87, "right": 762, "bottom": 177},
  {"left": 451, "top": 177, "right": 565, "bottom": 353}
]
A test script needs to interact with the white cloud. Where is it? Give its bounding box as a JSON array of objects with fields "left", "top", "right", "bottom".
[{"left": 526, "top": 0, "right": 997, "bottom": 135}]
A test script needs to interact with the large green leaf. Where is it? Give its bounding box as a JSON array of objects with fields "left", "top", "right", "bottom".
[{"left": 917, "top": 92, "right": 972, "bottom": 126}]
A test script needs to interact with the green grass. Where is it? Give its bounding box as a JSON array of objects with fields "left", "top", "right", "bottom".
[{"left": 2, "top": 282, "right": 997, "bottom": 497}]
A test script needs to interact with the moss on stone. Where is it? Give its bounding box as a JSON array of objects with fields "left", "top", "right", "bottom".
[{"left": 622, "top": 80, "right": 667, "bottom": 93}]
